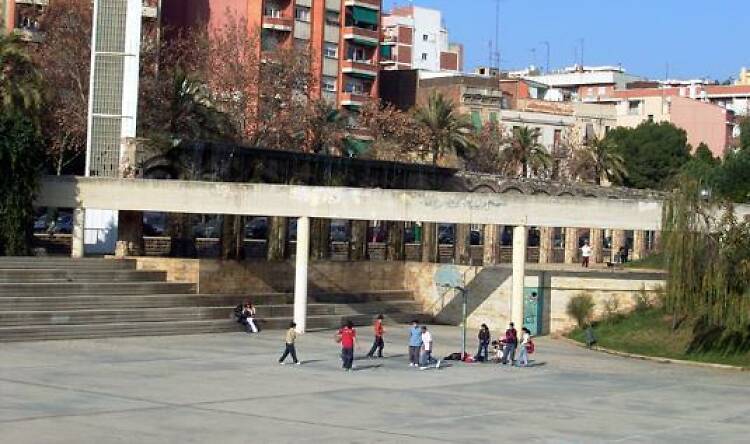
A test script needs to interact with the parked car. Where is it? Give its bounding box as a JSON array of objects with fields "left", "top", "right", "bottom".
[
  {"left": 50, "top": 213, "right": 73, "bottom": 234},
  {"left": 330, "top": 223, "right": 348, "bottom": 242},
  {"left": 244, "top": 217, "right": 268, "bottom": 239},
  {"left": 33, "top": 214, "right": 52, "bottom": 233}
]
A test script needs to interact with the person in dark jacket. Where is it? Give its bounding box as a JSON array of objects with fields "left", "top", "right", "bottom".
[
  {"left": 500, "top": 322, "right": 518, "bottom": 365},
  {"left": 474, "top": 324, "right": 491, "bottom": 362}
]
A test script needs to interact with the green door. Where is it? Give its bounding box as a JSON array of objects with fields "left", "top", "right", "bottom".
[{"left": 523, "top": 287, "right": 543, "bottom": 336}]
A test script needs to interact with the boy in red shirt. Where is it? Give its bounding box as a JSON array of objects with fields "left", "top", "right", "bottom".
[
  {"left": 338, "top": 320, "right": 357, "bottom": 371},
  {"left": 366, "top": 314, "right": 385, "bottom": 359}
]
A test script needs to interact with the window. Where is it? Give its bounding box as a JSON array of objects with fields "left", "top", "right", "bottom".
[
  {"left": 423, "top": 34, "right": 429, "bottom": 41},
  {"left": 264, "top": 3, "right": 281, "bottom": 18},
  {"left": 553, "top": 129, "right": 562, "bottom": 148},
  {"left": 344, "top": 79, "right": 370, "bottom": 95},
  {"left": 322, "top": 76, "right": 337, "bottom": 92},
  {"left": 628, "top": 100, "right": 640, "bottom": 115},
  {"left": 324, "top": 43, "right": 338, "bottom": 58},
  {"left": 587, "top": 87, "right": 594, "bottom": 96},
  {"left": 471, "top": 110, "right": 482, "bottom": 129},
  {"left": 348, "top": 45, "right": 367, "bottom": 62},
  {"left": 489, "top": 112, "right": 498, "bottom": 123},
  {"left": 421, "top": 53, "right": 428, "bottom": 61},
  {"left": 648, "top": 114, "right": 654, "bottom": 122},
  {"left": 325, "top": 10, "right": 340, "bottom": 26},
  {"left": 598, "top": 86, "right": 607, "bottom": 95},
  {"left": 295, "top": 6, "right": 310, "bottom": 22}
]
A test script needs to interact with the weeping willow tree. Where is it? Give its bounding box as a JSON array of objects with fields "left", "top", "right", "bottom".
[{"left": 663, "top": 178, "right": 750, "bottom": 335}]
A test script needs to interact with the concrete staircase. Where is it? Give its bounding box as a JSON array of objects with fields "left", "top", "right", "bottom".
[{"left": 0, "top": 257, "right": 430, "bottom": 342}]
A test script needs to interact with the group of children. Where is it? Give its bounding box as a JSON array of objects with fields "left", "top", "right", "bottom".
[
  {"left": 277, "top": 316, "right": 440, "bottom": 370},
  {"left": 278, "top": 317, "right": 534, "bottom": 368},
  {"left": 476, "top": 322, "right": 533, "bottom": 367}
]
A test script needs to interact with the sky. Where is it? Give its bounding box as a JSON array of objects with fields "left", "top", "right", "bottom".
[{"left": 386, "top": 0, "right": 749, "bottom": 81}]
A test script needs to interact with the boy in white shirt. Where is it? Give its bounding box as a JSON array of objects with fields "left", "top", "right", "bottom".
[
  {"left": 419, "top": 326, "right": 440, "bottom": 369},
  {"left": 581, "top": 241, "right": 593, "bottom": 268}
]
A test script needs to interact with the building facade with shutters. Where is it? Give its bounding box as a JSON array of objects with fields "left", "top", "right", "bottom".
[
  {"left": 380, "top": 5, "right": 462, "bottom": 74},
  {"left": 163, "top": 0, "right": 382, "bottom": 109}
]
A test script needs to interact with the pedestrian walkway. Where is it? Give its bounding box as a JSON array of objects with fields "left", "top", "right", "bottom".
[{"left": 0, "top": 325, "right": 747, "bottom": 442}]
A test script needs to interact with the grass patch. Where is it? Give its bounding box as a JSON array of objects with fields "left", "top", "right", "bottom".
[
  {"left": 568, "top": 308, "right": 750, "bottom": 368},
  {"left": 624, "top": 252, "right": 665, "bottom": 270}
]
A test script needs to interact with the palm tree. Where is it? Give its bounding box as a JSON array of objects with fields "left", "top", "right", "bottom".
[
  {"left": 502, "top": 126, "right": 551, "bottom": 178},
  {"left": 0, "top": 35, "right": 42, "bottom": 115},
  {"left": 414, "top": 92, "right": 476, "bottom": 165},
  {"left": 571, "top": 135, "right": 628, "bottom": 186}
]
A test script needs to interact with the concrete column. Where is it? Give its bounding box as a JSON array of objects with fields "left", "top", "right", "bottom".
[
  {"left": 294, "top": 216, "right": 310, "bottom": 333},
  {"left": 511, "top": 225, "right": 527, "bottom": 330},
  {"left": 611, "top": 229, "right": 626, "bottom": 262},
  {"left": 421, "top": 222, "right": 437, "bottom": 263},
  {"left": 115, "top": 210, "right": 144, "bottom": 257},
  {"left": 310, "top": 218, "right": 330, "bottom": 260},
  {"left": 267, "top": 216, "right": 287, "bottom": 261},
  {"left": 71, "top": 208, "right": 85, "bottom": 258},
  {"left": 483, "top": 224, "right": 500, "bottom": 265},
  {"left": 590, "top": 228, "right": 604, "bottom": 264},
  {"left": 386, "top": 221, "right": 405, "bottom": 261},
  {"left": 349, "top": 220, "right": 368, "bottom": 261},
  {"left": 633, "top": 230, "right": 647, "bottom": 261},
  {"left": 564, "top": 227, "right": 579, "bottom": 264},
  {"left": 538, "top": 226, "right": 554, "bottom": 264},
  {"left": 455, "top": 224, "right": 470, "bottom": 265}
]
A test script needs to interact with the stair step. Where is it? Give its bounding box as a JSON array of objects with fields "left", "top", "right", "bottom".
[
  {"left": 0, "top": 282, "right": 196, "bottom": 296},
  {"left": 0, "top": 258, "right": 136, "bottom": 270},
  {"left": 0, "top": 301, "right": 423, "bottom": 326},
  {"left": 0, "top": 313, "right": 435, "bottom": 342},
  {"left": 0, "top": 269, "right": 167, "bottom": 283}
]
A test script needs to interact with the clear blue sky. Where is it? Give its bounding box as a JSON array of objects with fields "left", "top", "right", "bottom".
[{"left": 387, "top": 0, "right": 748, "bottom": 81}]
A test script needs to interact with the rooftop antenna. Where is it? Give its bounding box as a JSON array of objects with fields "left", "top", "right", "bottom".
[
  {"left": 540, "top": 41, "right": 550, "bottom": 73},
  {"left": 490, "top": 0, "right": 501, "bottom": 70}
]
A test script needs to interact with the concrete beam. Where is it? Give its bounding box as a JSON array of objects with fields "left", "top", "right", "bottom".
[{"left": 36, "top": 176, "right": 750, "bottom": 231}]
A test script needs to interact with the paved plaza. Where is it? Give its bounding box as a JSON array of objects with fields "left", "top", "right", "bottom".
[{"left": 1, "top": 325, "right": 749, "bottom": 443}]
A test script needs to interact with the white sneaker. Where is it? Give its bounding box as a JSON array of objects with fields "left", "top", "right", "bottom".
[
  {"left": 419, "top": 366, "right": 427, "bottom": 370},
  {"left": 436, "top": 360, "right": 442, "bottom": 369},
  {"left": 295, "top": 361, "right": 302, "bottom": 365},
  {"left": 279, "top": 362, "right": 286, "bottom": 365}
]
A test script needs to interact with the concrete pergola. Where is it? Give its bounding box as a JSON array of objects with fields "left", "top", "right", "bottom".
[{"left": 37, "top": 176, "right": 715, "bottom": 333}]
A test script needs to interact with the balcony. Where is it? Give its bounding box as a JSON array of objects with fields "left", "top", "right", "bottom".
[
  {"left": 263, "top": 12, "right": 293, "bottom": 32},
  {"left": 341, "top": 59, "right": 378, "bottom": 78},
  {"left": 342, "top": 26, "right": 379, "bottom": 46},
  {"left": 344, "top": 0, "right": 380, "bottom": 10},
  {"left": 142, "top": 0, "right": 158, "bottom": 19},
  {"left": 15, "top": 0, "right": 49, "bottom": 5},
  {"left": 13, "top": 28, "right": 44, "bottom": 43},
  {"left": 340, "top": 92, "right": 371, "bottom": 107}
]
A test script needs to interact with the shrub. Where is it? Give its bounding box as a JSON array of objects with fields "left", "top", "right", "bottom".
[
  {"left": 602, "top": 296, "right": 621, "bottom": 322},
  {"left": 567, "top": 293, "right": 595, "bottom": 328},
  {"left": 633, "top": 286, "right": 653, "bottom": 312}
]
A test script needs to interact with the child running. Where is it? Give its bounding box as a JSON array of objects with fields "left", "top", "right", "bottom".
[{"left": 366, "top": 314, "right": 385, "bottom": 359}]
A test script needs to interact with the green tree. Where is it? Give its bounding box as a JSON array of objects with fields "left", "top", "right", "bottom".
[
  {"left": 0, "top": 35, "right": 42, "bottom": 115},
  {"left": 501, "top": 126, "right": 551, "bottom": 178},
  {"left": 606, "top": 121, "right": 691, "bottom": 190},
  {"left": 465, "top": 121, "right": 505, "bottom": 174},
  {"left": 0, "top": 112, "right": 44, "bottom": 255},
  {"left": 570, "top": 135, "right": 628, "bottom": 186},
  {"left": 414, "top": 92, "right": 476, "bottom": 165},
  {"left": 739, "top": 116, "right": 750, "bottom": 151},
  {"left": 713, "top": 149, "right": 750, "bottom": 203},
  {"left": 681, "top": 142, "right": 719, "bottom": 186}
]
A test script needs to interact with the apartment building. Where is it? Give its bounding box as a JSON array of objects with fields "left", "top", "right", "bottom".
[
  {"left": 603, "top": 93, "right": 734, "bottom": 157},
  {"left": 738, "top": 67, "right": 750, "bottom": 86},
  {"left": 164, "top": 0, "right": 382, "bottom": 108},
  {"left": 527, "top": 65, "right": 643, "bottom": 102},
  {"left": 3, "top": 1, "right": 158, "bottom": 42},
  {"left": 380, "top": 5, "right": 462, "bottom": 73}
]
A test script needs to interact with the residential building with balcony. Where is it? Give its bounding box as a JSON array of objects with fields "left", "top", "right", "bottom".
[
  {"left": 3, "top": 0, "right": 159, "bottom": 42},
  {"left": 380, "top": 5, "right": 462, "bottom": 74},
  {"left": 163, "top": 0, "right": 382, "bottom": 109}
]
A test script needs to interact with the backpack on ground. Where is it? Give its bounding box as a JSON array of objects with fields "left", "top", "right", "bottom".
[{"left": 527, "top": 340, "right": 535, "bottom": 354}]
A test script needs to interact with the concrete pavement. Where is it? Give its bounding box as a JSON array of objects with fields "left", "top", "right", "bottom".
[{"left": 1, "top": 325, "right": 749, "bottom": 443}]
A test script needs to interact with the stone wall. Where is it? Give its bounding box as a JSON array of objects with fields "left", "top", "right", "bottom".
[
  {"left": 404, "top": 263, "right": 666, "bottom": 334},
  {"left": 125, "top": 257, "right": 405, "bottom": 295},
  {"left": 125, "top": 257, "right": 665, "bottom": 334}
]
